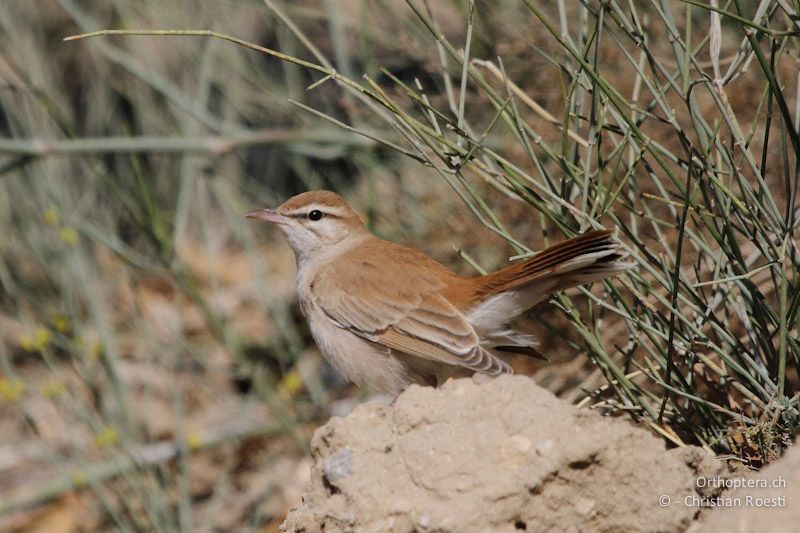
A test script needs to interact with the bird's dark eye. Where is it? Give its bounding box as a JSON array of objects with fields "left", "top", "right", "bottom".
[{"left": 308, "top": 209, "right": 323, "bottom": 221}]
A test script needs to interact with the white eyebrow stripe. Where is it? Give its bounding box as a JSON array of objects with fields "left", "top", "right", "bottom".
[{"left": 283, "top": 204, "right": 346, "bottom": 218}]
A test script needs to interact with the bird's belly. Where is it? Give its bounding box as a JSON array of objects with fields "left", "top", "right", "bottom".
[{"left": 305, "top": 307, "right": 422, "bottom": 394}]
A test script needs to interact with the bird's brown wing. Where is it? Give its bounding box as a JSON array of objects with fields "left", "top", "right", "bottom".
[{"left": 312, "top": 240, "right": 510, "bottom": 375}]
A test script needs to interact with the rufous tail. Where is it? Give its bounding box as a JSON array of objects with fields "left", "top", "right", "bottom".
[{"left": 472, "top": 230, "right": 630, "bottom": 300}]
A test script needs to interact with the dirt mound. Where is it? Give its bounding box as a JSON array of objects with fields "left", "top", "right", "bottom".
[
  {"left": 689, "top": 443, "right": 799, "bottom": 532},
  {"left": 282, "top": 375, "right": 724, "bottom": 532}
]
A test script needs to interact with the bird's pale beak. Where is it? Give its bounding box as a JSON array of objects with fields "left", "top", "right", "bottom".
[{"left": 245, "top": 208, "right": 290, "bottom": 225}]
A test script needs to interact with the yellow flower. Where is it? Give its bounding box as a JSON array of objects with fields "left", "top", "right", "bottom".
[
  {"left": 278, "top": 370, "right": 304, "bottom": 397},
  {"left": 72, "top": 473, "right": 88, "bottom": 489},
  {"left": 0, "top": 378, "right": 26, "bottom": 402},
  {"left": 186, "top": 433, "right": 203, "bottom": 452},
  {"left": 60, "top": 227, "right": 78, "bottom": 246},
  {"left": 40, "top": 380, "right": 66, "bottom": 398},
  {"left": 53, "top": 315, "right": 70, "bottom": 334},
  {"left": 20, "top": 327, "right": 51, "bottom": 352},
  {"left": 43, "top": 207, "right": 60, "bottom": 227},
  {"left": 94, "top": 425, "right": 119, "bottom": 449},
  {"left": 34, "top": 328, "right": 51, "bottom": 349},
  {"left": 91, "top": 342, "right": 104, "bottom": 360},
  {"left": 19, "top": 334, "right": 35, "bottom": 352}
]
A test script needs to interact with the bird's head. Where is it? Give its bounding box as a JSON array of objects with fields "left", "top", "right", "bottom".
[{"left": 246, "top": 190, "right": 369, "bottom": 262}]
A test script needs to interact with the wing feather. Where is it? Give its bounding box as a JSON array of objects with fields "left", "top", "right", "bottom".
[{"left": 313, "top": 239, "right": 510, "bottom": 375}]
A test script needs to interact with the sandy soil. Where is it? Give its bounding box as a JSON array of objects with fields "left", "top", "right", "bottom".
[{"left": 281, "top": 375, "right": 771, "bottom": 533}]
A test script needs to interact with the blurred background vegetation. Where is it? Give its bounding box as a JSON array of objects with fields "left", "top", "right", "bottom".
[{"left": 1, "top": 0, "right": 799, "bottom": 531}]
